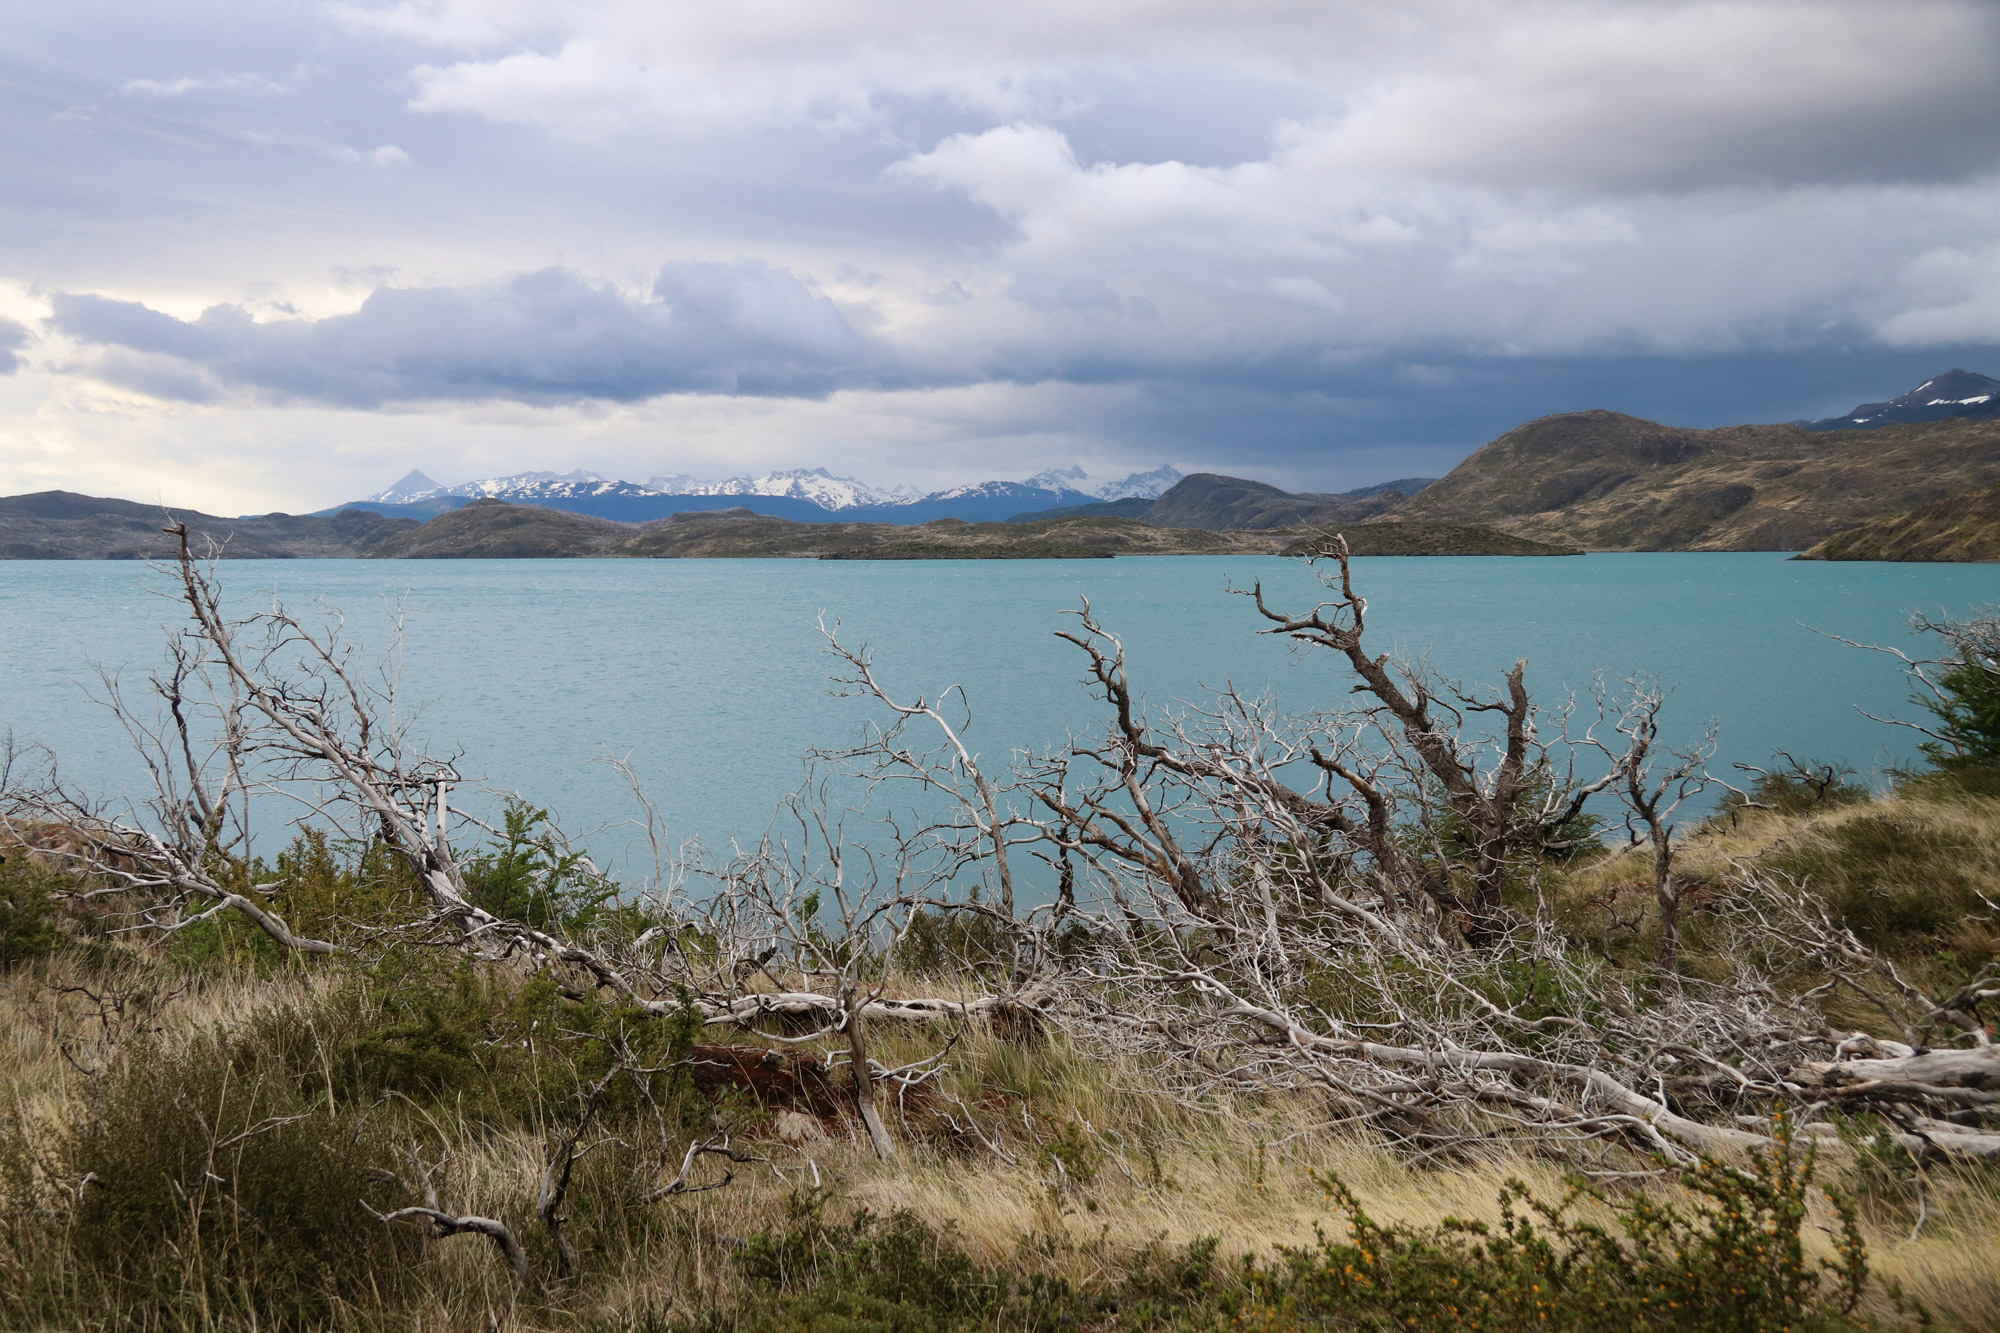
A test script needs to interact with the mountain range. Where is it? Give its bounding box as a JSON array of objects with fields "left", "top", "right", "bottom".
[
  {"left": 11, "top": 367, "right": 2000, "bottom": 560},
  {"left": 334, "top": 463, "right": 1190, "bottom": 526}
]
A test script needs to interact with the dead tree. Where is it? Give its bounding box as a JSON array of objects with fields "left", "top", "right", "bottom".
[
  {"left": 365, "top": 1149, "right": 531, "bottom": 1283},
  {"left": 0, "top": 525, "right": 1038, "bottom": 1046},
  {"left": 1239, "top": 536, "right": 1613, "bottom": 939},
  {"left": 1582, "top": 678, "right": 1716, "bottom": 971}
]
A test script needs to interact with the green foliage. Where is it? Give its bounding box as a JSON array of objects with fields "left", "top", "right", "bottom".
[
  {"left": 465, "top": 800, "right": 618, "bottom": 933},
  {"left": 4, "top": 1022, "right": 416, "bottom": 1329},
  {"left": 1763, "top": 808, "right": 1994, "bottom": 952},
  {"left": 898, "top": 904, "right": 1016, "bottom": 977},
  {"left": 268, "top": 826, "right": 427, "bottom": 940},
  {"left": 668, "top": 1190, "right": 1088, "bottom": 1333},
  {"left": 1919, "top": 648, "right": 2000, "bottom": 770},
  {"left": 1719, "top": 760, "right": 1872, "bottom": 817},
  {"left": 330, "top": 949, "right": 704, "bottom": 1128},
  {"left": 1397, "top": 764, "right": 1610, "bottom": 904},
  {"left": 650, "top": 1124, "right": 1903, "bottom": 1333},
  {"left": 0, "top": 852, "right": 62, "bottom": 967},
  {"left": 1247, "top": 1124, "right": 1882, "bottom": 1332}
]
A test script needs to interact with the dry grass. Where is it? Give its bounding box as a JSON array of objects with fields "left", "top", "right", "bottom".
[
  {"left": 1553, "top": 777, "right": 2000, "bottom": 987},
  {"left": 4, "top": 786, "right": 2000, "bottom": 1332}
]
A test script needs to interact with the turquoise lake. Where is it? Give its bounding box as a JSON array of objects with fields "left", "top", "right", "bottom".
[{"left": 4, "top": 554, "right": 1999, "bottom": 875}]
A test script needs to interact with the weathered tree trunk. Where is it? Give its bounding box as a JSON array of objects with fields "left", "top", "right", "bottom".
[{"left": 844, "top": 997, "right": 897, "bottom": 1161}]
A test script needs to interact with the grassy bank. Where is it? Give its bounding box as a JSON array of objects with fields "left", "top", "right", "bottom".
[{"left": 3, "top": 802, "right": 1998, "bottom": 1332}]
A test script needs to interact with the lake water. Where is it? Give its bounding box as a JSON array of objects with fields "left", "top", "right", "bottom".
[{"left": 4, "top": 554, "right": 1998, "bottom": 877}]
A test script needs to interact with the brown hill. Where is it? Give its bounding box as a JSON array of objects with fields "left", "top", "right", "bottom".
[
  {"left": 363, "top": 498, "right": 633, "bottom": 558},
  {"left": 1280, "top": 522, "right": 1580, "bottom": 558},
  {"left": 617, "top": 510, "right": 1282, "bottom": 557},
  {"left": 1797, "top": 484, "right": 2000, "bottom": 562},
  {"left": 1139, "top": 473, "right": 1404, "bottom": 530},
  {"left": 358, "top": 502, "right": 1566, "bottom": 560},
  {"left": 1394, "top": 411, "right": 2000, "bottom": 551},
  {"left": 0, "top": 492, "right": 416, "bottom": 559}
]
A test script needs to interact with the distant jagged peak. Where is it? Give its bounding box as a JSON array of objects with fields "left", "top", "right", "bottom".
[
  {"left": 1799, "top": 368, "right": 2000, "bottom": 431},
  {"left": 640, "top": 467, "right": 912, "bottom": 508},
  {"left": 359, "top": 460, "right": 1180, "bottom": 514},
  {"left": 1022, "top": 463, "right": 1183, "bottom": 500},
  {"left": 366, "top": 468, "right": 443, "bottom": 503}
]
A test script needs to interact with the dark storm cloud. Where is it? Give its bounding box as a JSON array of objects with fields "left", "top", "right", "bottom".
[
  {"left": 48, "top": 263, "right": 889, "bottom": 405},
  {"left": 6, "top": 0, "right": 2000, "bottom": 509}
]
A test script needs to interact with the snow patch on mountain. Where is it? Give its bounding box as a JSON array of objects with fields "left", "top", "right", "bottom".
[
  {"left": 642, "top": 467, "right": 916, "bottom": 509},
  {"left": 356, "top": 462, "right": 1178, "bottom": 514},
  {"left": 1022, "top": 464, "right": 1183, "bottom": 500}
]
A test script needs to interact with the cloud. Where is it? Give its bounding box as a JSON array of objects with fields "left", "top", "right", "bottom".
[
  {"left": 346, "top": 1, "right": 2000, "bottom": 191},
  {"left": 331, "top": 144, "right": 413, "bottom": 166},
  {"left": 7, "top": 0, "right": 2000, "bottom": 513},
  {"left": 48, "top": 263, "right": 886, "bottom": 406},
  {"left": 0, "top": 319, "right": 29, "bottom": 375},
  {"left": 1289, "top": 2, "right": 2000, "bottom": 191},
  {"left": 891, "top": 123, "right": 2000, "bottom": 371},
  {"left": 117, "top": 73, "right": 289, "bottom": 98},
  {"left": 1877, "top": 244, "right": 2000, "bottom": 346}
]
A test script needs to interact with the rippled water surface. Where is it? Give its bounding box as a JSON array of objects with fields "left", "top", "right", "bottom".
[{"left": 5, "top": 554, "right": 1998, "bottom": 869}]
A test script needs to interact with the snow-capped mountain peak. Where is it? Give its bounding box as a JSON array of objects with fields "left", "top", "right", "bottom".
[
  {"left": 640, "top": 467, "right": 913, "bottom": 509},
  {"left": 366, "top": 469, "right": 443, "bottom": 504},
  {"left": 1022, "top": 464, "right": 1182, "bottom": 500},
  {"left": 350, "top": 461, "right": 1178, "bottom": 518}
]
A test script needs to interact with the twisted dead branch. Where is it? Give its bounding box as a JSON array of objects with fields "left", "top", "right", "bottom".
[{"left": 11, "top": 521, "right": 2000, "bottom": 1171}]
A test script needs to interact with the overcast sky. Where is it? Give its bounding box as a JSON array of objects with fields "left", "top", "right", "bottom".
[{"left": 4, "top": 0, "right": 1999, "bottom": 512}]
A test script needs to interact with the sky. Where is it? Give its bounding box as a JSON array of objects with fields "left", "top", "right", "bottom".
[{"left": 4, "top": 0, "right": 2000, "bottom": 513}]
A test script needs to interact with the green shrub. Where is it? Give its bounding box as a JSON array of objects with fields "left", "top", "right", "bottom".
[
  {"left": 1718, "top": 760, "right": 1872, "bottom": 816},
  {"left": 1246, "top": 1128, "right": 1882, "bottom": 1331},
  {"left": 1919, "top": 647, "right": 2000, "bottom": 770},
  {"left": 1763, "top": 809, "right": 1994, "bottom": 951},
  {"left": 49, "top": 1028, "right": 416, "bottom": 1329},
  {"left": 465, "top": 800, "right": 617, "bottom": 933},
  {"left": 668, "top": 1190, "right": 1086, "bottom": 1333},
  {"left": 333, "top": 951, "right": 704, "bottom": 1129},
  {"left": 654, "top": 1124, "right": 1902, "bottom": 1333},
  {"left": 0, "top": 852, "right": 62, "bottom": 967}
]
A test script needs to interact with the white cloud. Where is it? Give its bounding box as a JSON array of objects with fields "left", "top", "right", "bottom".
[
  {"left": 1878, "top": 244, "right": 2000, "bottom": 346},
  {"left": 4, "top": 0, "right": 2000, "bottom": 512},
  {"left": 332, "top": 144, "right": 413, "bottom": 166},
  {"left": 893, "top": 122, "right": 2000, "bottom": 362},
  {"left": 344, "top": 0, "right": 2000, "bottom": 191}
]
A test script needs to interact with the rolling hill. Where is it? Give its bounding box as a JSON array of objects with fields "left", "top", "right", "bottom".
[
  {"left": 1393, "top": 410, "right": 2000, "bottom": 551},
  {"left": 1796, "top": 484, "right": 2000, "bottom": 562},
  {"left": 0, "top": 492, "right": 416, "bottom": 559}
]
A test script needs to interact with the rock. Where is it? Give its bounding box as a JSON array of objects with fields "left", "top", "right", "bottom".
[{"left": 773, "top": 1110, "right": 827, "bottom": 1145}]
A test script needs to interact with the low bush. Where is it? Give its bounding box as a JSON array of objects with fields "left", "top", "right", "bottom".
[
  {"left": 1718, "top": 760, "right": 1873, "bottom": 817},
  {"left": 0, "top": 852, "right": 61, "bottom": 967},
  {"left": 649, "top": 1123, "right": 1904, "bottom": 1333},
  {"left": 1763, "top": 805, "right": 1999, "bottom": 955},
  {"left": 17, "top": 1027, "right": 416, "bottom": 1329}
]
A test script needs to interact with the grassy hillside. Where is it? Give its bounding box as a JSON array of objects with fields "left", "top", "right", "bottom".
[
  {"left": 0, "top": 491, "right": 417, "bottom": 559},
  {"left": 363, "top": 498, "right": 635, "bottom": 557},
  {"left": 617, "top": 510, "right": 1282, "bottom": 557},
  {"left": 1798, "top": 484, "right": 2000, "bottom": 561},
  {"left": 363, "top": 503, "right": 1573, "bottom": 560},
  {"left": 1138, "top": 473, "right": 1404, "bottom": 531},
  {"left": 1280, "top": 520, "right": 1582, "bottom": 557},
  {"left": 1395, "top": 410, "right": 2000, "bottom": 551}
]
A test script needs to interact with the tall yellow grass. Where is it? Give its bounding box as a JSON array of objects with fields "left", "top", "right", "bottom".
[{"left": 4, "top": 947, "right": 1997, "bottom": 1332}]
